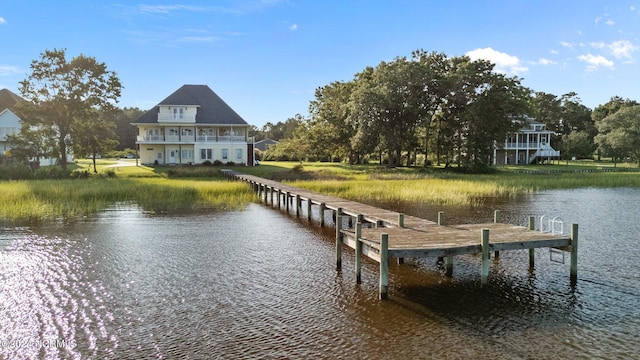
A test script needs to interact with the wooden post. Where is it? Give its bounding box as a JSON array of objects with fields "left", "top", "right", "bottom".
[
  {"left": 380, "top": 233, "right": 389, "bottom": 300},
  {"left": 285, "top": 192, "right": 290, "bottom": 212},
  {"left": 270, "top": 187, "right": 274, "bottom": 205},
  {"left": 335, "top": 208, "right": 343, "bottom": 271},
  {"left": 570, "top": 223, "right": 578, "bottom": 287},
  {"left": 494, "top": 210, "right": 501, "bottom": 259},
  {"left": 528, "top": 216, "right": 535, "bottom": 269},
  {"left": 398, "top": 213, "right": 404, "bottom": 227},
  {"left": 277, "top": 189, "right": 281, "bottom": 208},
  {"left": 355, "top": 215, "right": 363, "bottom": 284},
  {"left": 320, "top": 203, "right": 326, "bottom": 227},
  {"left": 295, "top": 194, "right": 300, "bottom": 217},
  {"left": 445, "top": 255, "right": 453, "bottom": 277},
  {"left": 437, "top": 211, "right": 445, "bottom": 263},
  {"left": 481, "top": 228, "right": 490, "bottom": 287},
  {"left": 307, "top": 199, "right": 312, "bottom": 221}
]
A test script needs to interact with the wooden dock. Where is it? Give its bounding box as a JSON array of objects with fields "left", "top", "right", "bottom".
[{"left": 224, "top": 170, "right": 578, "bottom": 299}]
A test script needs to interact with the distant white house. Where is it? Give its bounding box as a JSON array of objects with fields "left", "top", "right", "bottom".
[
  {"left": 132, "top": 85, "right": 254, "bottom": 166},
  {"left": 494, "top": 117, "right": 560, "bottom": 165},
  {"left": 0, "top": 88, "right": 70, "bottom": 166}
]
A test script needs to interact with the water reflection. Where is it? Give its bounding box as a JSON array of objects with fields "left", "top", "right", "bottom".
[{"left": 1, "top": 189, "right": 639, "bottom": 359}]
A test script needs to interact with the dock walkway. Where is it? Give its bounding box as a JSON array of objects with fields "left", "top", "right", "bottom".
[{"left": 225, "top": 170, "right": 578, "bottom": 299}]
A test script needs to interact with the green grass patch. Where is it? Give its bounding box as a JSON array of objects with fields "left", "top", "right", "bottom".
[{"left": 0, "top": 177, "right": 255, "bottom": 223}]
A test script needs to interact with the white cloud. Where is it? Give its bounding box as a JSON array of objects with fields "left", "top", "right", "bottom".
[
  {"left": 288, "top": 23, "right": 298, "bottom": 31},
  {"left": 609, "top": 40, "right": 636, "bottom": 59},
  {"left": 560, "top": 41, "right": 574, "bottom": 49},
  {"left": 137, "top": 4, "right": 207, "bottom": 15},
  {"left": 631, "top": 5, "right": 635, "bottom": 11},
  {"left": 532, "top": 58, "right": 557, "bottom": 65},
  {"left": 595, "top": 17, "right": 601, "bottom": 26},
  {"left": 577, "top": 54, "right": 614, "bottom": 71},
  {"left": 0, "top": 65, "right": 20, "bottom": 76},
  {"left": 590, "top": 40, "right": 637, "bottom": 60},
  {"left": 605, "top": 19, "right": 615, "bottom": 26},
  {"left": 465, "top": 47, "right": 528, "bottom": 75},
  {"left": 550, "top": 49, "right": 559, "bottom": 55},
  {"left": 0, "top": 17, "right": 5, "bottom": 24}
]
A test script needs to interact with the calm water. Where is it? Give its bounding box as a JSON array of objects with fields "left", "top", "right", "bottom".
[{"left": 1, "top": 188, "right": 639, "bottom": 359}]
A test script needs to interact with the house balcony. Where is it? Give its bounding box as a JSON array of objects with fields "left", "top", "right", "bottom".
[
  {"left": 503, "top": 142, "right": 552, "bottom": 149},
  {"left": 137, "top": 135, "right": 247, "bottom": 144}
]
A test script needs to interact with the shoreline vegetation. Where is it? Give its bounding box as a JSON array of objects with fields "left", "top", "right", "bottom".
[{"left": 1, "top": 159, "right": 639, "bottom": 223}]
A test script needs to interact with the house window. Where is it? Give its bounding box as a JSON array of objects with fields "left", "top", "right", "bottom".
[
  {"left": 173, "top": 108, "right": 184, "bottom": 119},
  {"left": 235, "top": 149, "right": 243, "bottom": 161},
  {"left": 182, "top": 150, "right": 193, "bottom": 159},
  {"left": 222, "top": 149, "right": 228, "bottom": 160},
  {"left": 200, "top": 149, "right": 212, "bottom": 160}
]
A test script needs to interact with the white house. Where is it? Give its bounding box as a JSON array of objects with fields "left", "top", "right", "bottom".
[
  {"left": 0, "top": 88, "right": 73, "bottom": 166},
  {"left": 494, "top": 117, "right": 560, "bottom": 165},
  {"left": 133, "top": 85, "right": 253, "bottom": 166}
]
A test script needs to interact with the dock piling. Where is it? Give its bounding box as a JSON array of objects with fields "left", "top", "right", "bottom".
[
  {"left": 570, "top": 223, "right": 578, "bottom": 287},
  {"left": 320, "top": 203, "right": 326, "bottom": 227},
  {"left": 437, "top": 212, "right": 445, "bottom": 263},
  {"left": 307, "top": 199, "right": 312, "bottom": 221},
  {"left": 336, "top": 208, "right": 343, "bottom": 271},
  {"left": 295, "top": 194, "right": 301, "bottom": 217},
  {"left": 355, "top": 216, "right": 363, "bottom": 284},
  {"left": 528, "top": 216, "right": 535, "bottom": 269},
  {"left": 494, "top": 210, "right": 501, "bottom": 259},
  {"left": 481, "top": 228, "right": 490, "bottom": 287},
  {"left": 380, "top": 233, "right": 389, "bottom": 300}
]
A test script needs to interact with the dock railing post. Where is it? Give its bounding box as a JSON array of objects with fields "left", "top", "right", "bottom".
[
  {"left": 277, "top": 189, "right": 281, "bottom": 208},
  {"left": 380, "top": 233, "right": 389, "bottom": 300},
  {"left": 494, "top": 210, "right": 501, "bottom": 259},
  {"left": 398, "top": 213, "right": 404, "bottom": 227},
  {"left": 320, "top": 203, "right": 326, "bottom": 227},
  {"left": 295, "top": 194, "right": 301, "bottom": 217},
  {"left": 307, "top": 199, "right": 312, "bottom": 221},
  {"left": 286, "top": 192, "right": 290, "bottom": 212},
  {"left": 528, "top": 216, "right": 535, "bottom": 269},
  {"left": 481, "top": 228, "right": 490, "bottom": 287},
  {"left": 570, "top": 223, "right": 578, "bottom": 287},
  {"left": 336, "top": 208, "right": 343, "bottom": 271},
  {"left": 355, "top": 215, "right": 363, "bottom": 284}
]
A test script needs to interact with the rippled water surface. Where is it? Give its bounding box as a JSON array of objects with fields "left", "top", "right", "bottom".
[{"left": 1, "top": 188, "right": 639, "bottom": 359}]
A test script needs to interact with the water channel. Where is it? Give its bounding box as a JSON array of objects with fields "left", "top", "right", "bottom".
[{"left": 1, "top": 188, "right": 639, "bottom": 359}]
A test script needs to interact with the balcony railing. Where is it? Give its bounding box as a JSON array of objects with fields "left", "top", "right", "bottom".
[{"left": 137, "top": 135, "right": 247, "bottom": 143}]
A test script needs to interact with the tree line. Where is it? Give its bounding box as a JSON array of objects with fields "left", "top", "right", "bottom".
[
  {"left": 255, "top": 50, "right": 640, "bottom": 168},
  {"left": 4, "top": 48, "right": 640, "bottom": 176}
]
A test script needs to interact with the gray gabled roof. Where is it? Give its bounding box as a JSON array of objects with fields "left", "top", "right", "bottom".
[
  {"left": 0, "top": 88, "right": 25, "bottom": 111},
  {"left": 133, "top": 85, "right": 248, "bottom": 125}
]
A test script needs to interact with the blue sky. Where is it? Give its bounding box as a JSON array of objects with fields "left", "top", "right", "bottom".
[{"left": 1, "top": 1, "right": 638, "bottom": 127}]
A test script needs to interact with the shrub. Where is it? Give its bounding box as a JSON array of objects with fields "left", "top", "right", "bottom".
[
  {"left": 226, "top": 161, "right": 236, "bottom": 166},
  {"left": 33, "top": 166, "right": 71, "bottom": 179},
  {"left": 212, "top": 160, "right": 223, "bottom": 166},
  {"left": 0, "top": 163, "right": 32, "bottom": 180},
  {"left": 202, "top": 160, "right": 213, "bottom": 166}
]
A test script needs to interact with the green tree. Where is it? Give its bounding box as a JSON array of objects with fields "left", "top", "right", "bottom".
[
  {"left": 73, "top": 109, "right": 119, "bottom": 173},
  {"left": 592, "top": 97, "right": 639, "bottom": 162},
  {"left": 112, "top": 107, "right": 144, "bottom": 151},
  {"left": 18, "top": 48, "right": 122, "bottom": 170},
  {"left": 307, "top": 81, "right": 357, "bottom": 162},
  {"left": 561, "top": 131, "right": 596, "bottom": 160},
  {"left": 594, "top": 105, "right": 640, "bottom": 166}
]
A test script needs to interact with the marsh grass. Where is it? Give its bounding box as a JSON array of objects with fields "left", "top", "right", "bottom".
[
  {"left": 285, "top": 164, "right": 640, "bottom": 206},
  {"left": 0, "top": 178, "right": 255, "bottom": 222}
]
